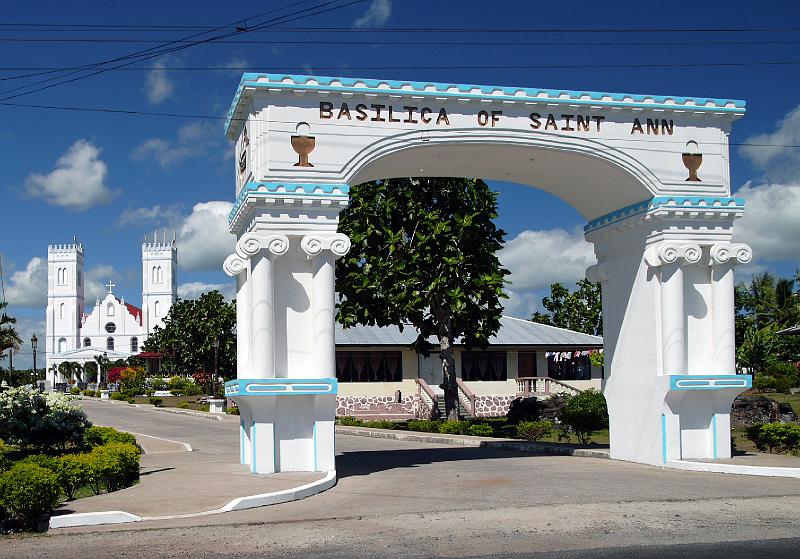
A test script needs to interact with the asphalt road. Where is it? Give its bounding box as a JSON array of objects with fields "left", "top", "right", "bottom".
[{"left": 3, "top": 399, "right": 798, "bottom": 558}]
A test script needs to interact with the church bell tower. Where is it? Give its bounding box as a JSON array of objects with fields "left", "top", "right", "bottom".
[
  {"left": 142, "top": 233, "right": 177, "bottom": 334},
  {"left": 46, "top": 241, "right": 85, "bottom": 370}
]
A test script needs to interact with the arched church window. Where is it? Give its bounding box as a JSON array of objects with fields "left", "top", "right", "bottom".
[
  {"left": 157, "top": 266, "right": 163, "bottom": 283},
  {"left": 59, "top": 303, "right": 65, "bottom": 319},
  {"left": 152, "top": 266, "right": 158, "bottom": 283},
  {"left": 131, "top": 337, "right": 138, "bottom": 353},
  {"left": 106, "top": 337, "right": 114, "bottom": 351},
  {"left": 105, "top": 322, "right": 116, "bottom": 333},
  {"left": 154, "top": 301, "right": 160, "bottom": 317},
  {"left": 57, "top": 268, "right": 64, "bottom": 285},
  {"left": 58, "top": 338, "right": 67, "bottom": 353},
  {"left": 84, "top": 338, "right": 91, "bottom": 347},
  {"left": 107, "top": 302, "right": 115, "bottom": 317}
]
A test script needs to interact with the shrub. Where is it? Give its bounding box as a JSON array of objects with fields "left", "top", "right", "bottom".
[
  {"left": 19, "top": 454, "right": 59, "bottom": 473},
  {"left": 753, "top": 374, "right": 777, "bottom": 391},
  {"left": 127, "top": 398, "right": 136, "bottom": 404},
  {"left": 337, "top": 416, "right": 364, "bottom": 427},
  {"left": 89, "top": 442, "right": 140, "bottom": 492},
  {"left": 56, "top": 454, "right": 93, "bottom": 500},
  {"left": 184, "top": 384, "right": 203, "bottom": 396},
  {"left": 84, "top": 426, "right": 138, "bottom": 448},
  {"left": 467, "top": 423, "right": 494, "bottom": 437},
  {"left": 81, "top": 389, "right": 95, "bottom": 397},
  {"left": 0, "top": 388, "right": 91, "bottom": 451},
  {"left": 69, "top": 387, "right": 80, "bottom": 396},
  {"left": 149, "top": 397, "right": 164, "bottom": 407},
  {"left": 558, "top": 389, "right": 609, "bottom": 444},
  {"left": 746, "top": 423, "right": 800, "bottom": 454},
  {"left": 516, "top": 420, "right": 553, "bottom": 441},
  {"left": 407, "top": 419, "right": 440, "bottom": 433},
  {"left": 0, "top": 463, "right": 61, "bottom": 530},
  {"left": 147, "top": 378, "right": 167, "bottom": 392},
  {"left": 225, "top": 407, "right": 240, "bottom": 415},
  {"left": 110, "top": 392, "right": 127, "bottom": 401},
  {"left": 168, "top": 376, "right": 189, "bottom": 390},
  {"left": 177, "top": 402, "right": 190, "bottom": 409},
  {"left": 362, "top": 420, "right": 396, "bottom": 430},
  {"left": 439, "top": 420, "right": 470, "bottom": 435},
  {"left": 0, "top": 441, "right": 10, "bottom": 472},
  {"left": 506, "top": 397, "right": 541, "bottom": 423}
]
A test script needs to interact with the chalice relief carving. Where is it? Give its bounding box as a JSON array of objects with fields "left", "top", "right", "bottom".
[
  {"left": 291, "top": 122, "right": 315, "bottom": 167},
  {"left": 682, "top": 140, "right": 702, "bottom": 182}
]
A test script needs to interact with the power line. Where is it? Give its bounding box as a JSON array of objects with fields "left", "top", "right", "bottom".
[
  {"left": 0, "top": 0, "right": 368, "bottom": 101},
  {"left": 2, "top": 37, "right": 799, "bottom": 47},
  {"left": 3, "top": 60, "right": 800, "bottom": 75}
]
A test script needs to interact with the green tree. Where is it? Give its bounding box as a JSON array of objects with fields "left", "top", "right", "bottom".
[
  {"left": 530, "top": 279, "right": 603, "bottom": 336},
  {"left": 337, "top": 178, "right": 509, "bottom": 420},
  {"left": 57, "top": 361, "right": 83, "bottom": 384},
  {"left": 142, "top": 290, "right": 236, "bottom": 386},
  {"left": 1, "top": 301, "right": 22, "bottom": 381}
]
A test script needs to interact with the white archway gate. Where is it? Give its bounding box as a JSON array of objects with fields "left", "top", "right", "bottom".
[{"left": 223, "top": 73, "right": 752, "bottom": 474}]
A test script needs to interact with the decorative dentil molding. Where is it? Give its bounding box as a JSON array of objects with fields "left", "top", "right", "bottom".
[
  {"left": 235, "top": 232, "right": 290, "bottom": 260},
  {"left": 299, "top": 234, "right": 351, "bottom": 260},
  {"left": 709, "top": 243, "right": 752, "bottom": 265}
]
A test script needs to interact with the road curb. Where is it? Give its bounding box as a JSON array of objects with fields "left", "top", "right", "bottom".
[
  {"left": 665, "top": 459, "right": 800, "bottom": 478},
  {"left": 334, "top": 426, "right": 610, "bottom": 459}
]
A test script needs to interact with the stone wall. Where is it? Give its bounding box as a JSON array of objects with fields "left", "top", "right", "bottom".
[
  {"left": 336, "top": 395, "right": 420, "bottom": 418},
  {"left": 473, "top": 394, "right": 519, "bottom": 417}
]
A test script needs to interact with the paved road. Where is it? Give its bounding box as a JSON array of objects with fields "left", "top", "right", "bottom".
[{"left": 4, "top": 399, "right": 798, "bottom": 558}]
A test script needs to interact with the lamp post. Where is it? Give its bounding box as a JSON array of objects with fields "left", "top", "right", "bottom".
[
  {"left": 31, "top": 334, "right": 38, "bottom": 381},
  {"left": 212, "top": 337, "right": 219, "bottom": 397},
  {"left": 102, "top": 351, "right": 108, "bottom": 385}
]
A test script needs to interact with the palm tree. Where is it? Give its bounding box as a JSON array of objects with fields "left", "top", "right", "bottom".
[{"left": 0, "top": 301, "right": 22, "bottom": 353}]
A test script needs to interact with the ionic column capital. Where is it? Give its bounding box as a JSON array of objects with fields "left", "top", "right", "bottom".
[
  {"left": 586, "top": 262, "right": 610, "bottom": 283},
  {"left": 299, "top": 233, "right": 351, "bottom": 260},
  {"left": 223, "top": 254, "right": 247, "bottom": 277},
  {"left": 710, "top": 242, "right": 752, "bottom": 266},
  {"left": 644, "top": 242, "right": 702, "bottom": 268},
  {"left": 235, "top": 232, "right": 290, "bottom": 260}
]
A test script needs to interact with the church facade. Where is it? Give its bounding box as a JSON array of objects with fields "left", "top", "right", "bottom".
[{"left": 45, "top": 238, "right": 177, "bottom": 384}]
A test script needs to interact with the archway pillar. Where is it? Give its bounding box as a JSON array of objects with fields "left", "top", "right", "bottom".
[
  {"left": 587, "top": 199, "right": 752, "bottom": 465},
  {"left": 224, "top": 182, "right": 350, "bottom": 474}
]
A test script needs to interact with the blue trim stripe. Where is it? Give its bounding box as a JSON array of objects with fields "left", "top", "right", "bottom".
[
  {"left": 229, "top": 181, "right": 350, "bottom": 223},
  {"left": 226, "top": 377, "right": 339, "bottom": 397},
  {"left": 712, "top": 414, "right": 718, "bottom": 460},
  {"left": 584, "top": 196, "right": 747, "bottom": 233},
  {"left": 668, "top": 375, "right": 752, "bottom": 391},
  {"left": 661, "top": 414, "right": 667, "bottom": 465},
  {"left": 313, "top": 421, "right": 318, "bottom": 472},
  {"left": 226, "top": 73, "right": 746, "bottom": 135}
]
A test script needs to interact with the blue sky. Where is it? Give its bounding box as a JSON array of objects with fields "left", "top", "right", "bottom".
[{"left": 2, "top": 0, "right": 799, "bottom": 368}]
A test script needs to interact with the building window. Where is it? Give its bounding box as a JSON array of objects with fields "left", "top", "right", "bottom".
[
  {"left": 547, "top": 352, "right": 591, "bottom": 381},
  {"left": 335, "top": 351, "right": 402, "bottom": 382},
  {"left": 518, "top": 352, "right": 538, "bottom": 377},
  {"left": 105, "top": 322, "right": 116, "bottom": 333},
  {"left": 57, "top": 268, "right": 67, "bottom": 285},
  {"left": 58, "top": 337, "right": 67, "bottom": 353},
  {"left": 106, "top": 337, "right": 114, "bottom": 351},
  {"left": 131, "top": 337, "right": 138, "bottom": 353},
  {"left": 461, "top": 351, "right": 507, "bottom": 381},
  {"left": 84, "top": 338, "right": 91, "bottom": 347},
  {"left": 107, "top": 302, "right": 115, "bottom": 317},
  {"left": 59, "top": 303, "right": 65, "bottom": 319},
  {"left": 154, "top": 301, "right": 160, "bottom": 317}
]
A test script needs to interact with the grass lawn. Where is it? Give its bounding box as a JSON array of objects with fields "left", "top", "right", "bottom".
[{"left": 131, "top": 395, "right": 210, "bottom": 412}]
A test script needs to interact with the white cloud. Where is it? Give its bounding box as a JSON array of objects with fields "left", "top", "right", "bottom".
[
  {"left": 143, "top": 58, "right": 175, "bottom": 105},
  {"left": 118, "top": 204, "right": 183, "bottom": 227},
  {"left": 5, "top": 257, "right": 47, "bottom": 308},
  {"left": 219, "top": 56, "right": 249, "bottom": 75},
  {"left": 739, "top": 104, "right": 800, "bottom": 183},
  {"left": 178, "top": 281, "right": 234, "bottom": 300},
  {"left": 499, "top": 228, "right": 596, "bottom": 319},
  {"left": 1, "top": 313, "right": 46, "bottom": 370},
  {"left": 177, "top": 201, "right": 236, "bottom": 271},
  {"left": 25, "top": 140, "right": 117, "bottom": 211},
  {"left": 733, "top": 181, "right": 800, "bottom": 263},
  {"left": 353, "top": 0, "right": 392, "bottom": 28},
  {"left": 131, "top": 121, "right": 218, "bottom": 168}
]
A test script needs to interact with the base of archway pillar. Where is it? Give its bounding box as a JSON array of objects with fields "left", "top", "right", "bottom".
[{"left": 225, "top": 378, "right": 337, "bottom": 474}]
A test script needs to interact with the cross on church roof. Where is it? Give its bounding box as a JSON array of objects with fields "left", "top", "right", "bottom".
[{"left": 106, "top": 281, "right": 115, "bottom": 293}]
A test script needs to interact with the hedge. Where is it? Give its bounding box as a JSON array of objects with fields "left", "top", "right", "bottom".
[
  {"left": 84, "top": 426, "right": 138, "bottom": 448},
  {"left": 746, "top": 423, "right": 800, "bottom": 454},
  {"left": 0, "top": 463, "right": 61, "bottom": 530},
  {"left": 88, "top": 442, "right": 141, "bottom": 493},
  {"left": 516, "top": 420, "right": 554, "bottom": 441}
]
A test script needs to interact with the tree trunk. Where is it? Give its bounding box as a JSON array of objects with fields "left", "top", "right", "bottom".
[{"left": 436, "top": 310, "right": 459, "bottom": 421}]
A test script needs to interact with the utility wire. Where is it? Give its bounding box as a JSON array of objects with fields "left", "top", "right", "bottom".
[{"left": 0, "top": 0, "right": 368, "bottom": 100}]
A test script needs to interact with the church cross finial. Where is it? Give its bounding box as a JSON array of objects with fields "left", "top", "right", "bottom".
[{"left": 106, "top": 281, "right": 115, "bottom": 293}]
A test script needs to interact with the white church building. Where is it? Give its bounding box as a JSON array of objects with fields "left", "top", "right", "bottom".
[{"left": 45, "top": 237, "right": 177, "bottom": 384}]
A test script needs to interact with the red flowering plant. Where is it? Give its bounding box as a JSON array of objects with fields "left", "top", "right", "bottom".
[
  {"left": 192, "top": 371, "right": 211, "bottom": 394},
  {"left": 107, "top": 367, "right": 125, "bottom": 384}
]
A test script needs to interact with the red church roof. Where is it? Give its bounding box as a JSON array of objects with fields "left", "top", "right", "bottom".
[{"left": 116, "top": 297, "right": 142, "bottom": 326}]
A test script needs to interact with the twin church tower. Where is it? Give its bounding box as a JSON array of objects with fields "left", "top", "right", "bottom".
[{"left": 45, "top": 235, "right": 178, "bottom": 379}]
